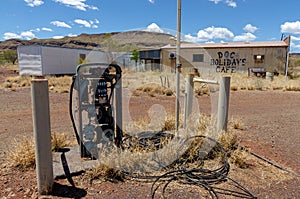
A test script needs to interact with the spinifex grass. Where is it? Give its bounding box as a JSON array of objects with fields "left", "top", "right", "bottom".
[{"left": 7, "top": 132, "right": 74, "bottom": 170}]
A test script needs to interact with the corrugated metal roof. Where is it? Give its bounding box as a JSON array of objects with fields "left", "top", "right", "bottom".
[{"left": 161, "top": 41, "right": 288, "bottom": 49}]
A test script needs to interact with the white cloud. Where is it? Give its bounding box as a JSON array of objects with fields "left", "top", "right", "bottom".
[
  {"left": 68, "top": 34, "right": 78, "bottom": 37},
  {"left": 74, "top": 19, "right": 91, "bottom": 28},
  {"left": 290, "top": 38, "right": 300, "bottom": 52},
  {"left": 225, "top": 0, "right": 237, "bottom": 8},
  {"left": 197, "top": 26, "right": 234, "bottom": 41},
  {"left": 209, "top": 0, "right": 237, "bottom": 8},
  {"left": 233, "top": 32, "right": 256, "bottom": 41},
  {"left": 74, "top": 19, "right": 99, "bottom": 28},
  {"left": 209, "top": 0, "right": 222, "bottom": 4},
  {"left": 3, "top": 32, "right": 22, "bottom": 40},
  {"left": 184, "top": 34, "right": 198, "bottom": 43},
  {"left": 3, "top": 31, "right": 36, "bottom": 40},
  {"left": 50, "top": 21, "right": 72, "bottom": 28},
  {"left": 243, "top": 24, "right": 258, "bottom": 33},
  {"left": 145, "top": 23, "right": 164, "bottom": 33},
  {"left": 281, "top": 21, "right": 300, "bottom": 34},
  {"left": 149, "top": 0, "right": 155, "bottom": 3},
  {"left": 42, "top": 27, "right": 53, "bottom": 32},
  {"left": 53, "top": 35, "right": 65, "bottom": 39},
  {"left": 53, "top": 0, "right": 98, "bottom": 11},
  {"left": 20, "top": 31, "right": 36, "bottom": 40},
  {"left": 291, "top": 35, "right": 300, "bottom": 41},
  {"left": 24, "top": 0, "right": 44, "bottom": 7}
]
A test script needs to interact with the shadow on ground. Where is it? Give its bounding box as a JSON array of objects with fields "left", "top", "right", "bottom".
[{"left": 52, "top": 182, "right": 87, "bottom": 198}]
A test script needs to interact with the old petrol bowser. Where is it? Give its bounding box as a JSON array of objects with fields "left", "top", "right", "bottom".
[{"left": 70, "top": 63, "right": 122, "bottom": 159}]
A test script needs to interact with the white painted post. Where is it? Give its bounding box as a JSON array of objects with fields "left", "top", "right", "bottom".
[
  {"left": 217, "top": 76, "right": 231, "bottom": 133},
  {"left": 184, "top": 74, "right": 194, "bottom": 128},
  {"left": 31, "top": 78, "right": 53, "bottom": 195}
]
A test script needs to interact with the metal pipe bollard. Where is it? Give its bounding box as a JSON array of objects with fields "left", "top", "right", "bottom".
[
  {"left": 184, "top": 74, "right": 194, "bottom": 129},
  {"left": 217, "top": 76, "right": 231, "bottom": 133},
  {"left": 31, "top": 78, "right": 53, "bottom": 195}
]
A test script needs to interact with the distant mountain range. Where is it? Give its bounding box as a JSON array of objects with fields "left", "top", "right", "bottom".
[{"left": 0, "top": 31, "right": 176, "bottom": 51}]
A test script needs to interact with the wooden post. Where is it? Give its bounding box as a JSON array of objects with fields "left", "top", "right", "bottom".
[
  {"left": 217, "top": 76, "right": 231, "bottom": 133},
  {"left": 31, "top": 78, "right": 53, "bottom": 195}
]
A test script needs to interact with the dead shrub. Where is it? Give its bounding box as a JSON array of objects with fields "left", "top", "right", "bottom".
[
  {"left": 137, "top": 83, "right": 173, "bottom": 97},
  {"left": 7, "top": 132, "right": 74, "bottom": 170},
  {"left": 163, "top": 88, "right": 174, "bottom": 96},
  {"left": 85, "top": 164, "right": 124, "bottom": 183},
  {"left": 230, "top": 85, "right": 239, "bottom": 91},
  {"left": 8, "top": 137, "right": 36, "bottom": 170},
  {"left": 51, "top": 132, "right": 75, "bottom": 152},
  {"left": 197, "top": 114, "right": 211, "bottom": 133},
  {"left": 1, "top": 76, "right": 31, "bottom": 90},
  {"left": 194, "top": 86, "right": 210, "bottom": 96},
  {"left": 230, "top": 117, "right": 244, "bottom": 130},
  {"left": 229, "top": 147, "right": 250, "bottom": 168},
  {"left": 161, "top": 115, "right": 176, "bottom": 131},
  {"left": 47, "top": 75, "right": 72, "bottom": 93},
  {"left": 217, "top": 130, "right": 239, "bottom": 152}
]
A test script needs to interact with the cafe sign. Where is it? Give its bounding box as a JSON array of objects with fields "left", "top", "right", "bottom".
[{"left": 210, "top": 51, "right": 246, "bottom": 73}]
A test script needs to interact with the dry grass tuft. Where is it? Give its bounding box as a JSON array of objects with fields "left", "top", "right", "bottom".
[
  {"left": 0, "top": 74, "right": 72, "bottom": 93},
  {"left": 8, "top": 137, "right": 36, "bottom": 170},
  {"left": 194, "top": 84, "right": 210, "bottom": 96},
  {"left": 161, "top": 114, "right": 176, "bottom": 131},
  {"left": 230, "top": 85, "right": 239, "bottom": 91},
  {"left": 85, "top": 164, "right": 124, "bottom": 183},
  {"left": 197, "top": 114, "right": 211, "bottom": 133},
  {"left": 51, "top": 132, "right": 75, "bottom": 151},
  {"left": 229, "top": 117, "right": 244, "bottom": 130},
  {"left": 7, "top": 132, "right": 74, "bottom": 170},
  {"left": 136, "top": 83, "right": 173, "bottom": 97},
  {"left": 48, "top": 75, "right": 72, "bottom": 93},
  {"left": 229, "top": 147, "right": 250, "bottom": 168},
  {"left": 230, "top": 73, "right": 300, "bottom": 92},
  {"left": 217, "top": 130, "right": 239, "bottom": 152},
  {"left": 1, "top": 76, "right": 31, "bottom": 90}
]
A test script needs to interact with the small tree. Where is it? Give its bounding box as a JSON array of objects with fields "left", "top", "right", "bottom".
[
  {"left": 3, "top": 50, "right": 18, "bottom": 64},
  {"left": 130, "top": 50, "right": 139, "bottom": 68}
]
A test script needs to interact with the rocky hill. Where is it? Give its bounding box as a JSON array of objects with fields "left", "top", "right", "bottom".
[{"left": 0, "top": 31, "right": 175, "bottom": 51}]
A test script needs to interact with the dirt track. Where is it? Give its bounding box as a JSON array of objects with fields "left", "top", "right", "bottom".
[{"left": 0, "top": 86, "right": 300, "bottom": 198}]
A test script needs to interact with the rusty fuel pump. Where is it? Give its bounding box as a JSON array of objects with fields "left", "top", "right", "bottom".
[{"left": 70, "top": 63, "right": 122, "bottom": 159}]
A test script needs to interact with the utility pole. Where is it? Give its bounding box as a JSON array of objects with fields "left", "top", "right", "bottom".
[{"left": 175, "top": 0, "right": 181, "bottom": 132}]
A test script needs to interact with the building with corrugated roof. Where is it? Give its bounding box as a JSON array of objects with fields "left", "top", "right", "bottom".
[{"left": 140, "top": 37, "right": 290, "bottom": 75}]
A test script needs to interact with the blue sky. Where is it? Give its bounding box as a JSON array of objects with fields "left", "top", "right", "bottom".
[{"left": 1, "top": 0, "right": 300, "bottom": 52}]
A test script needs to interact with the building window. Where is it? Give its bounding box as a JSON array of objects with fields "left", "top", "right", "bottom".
[
  {"left": 193, "top": 54, "right": 204, "bottom": 62},
  {"left": 254, "top": 55, "right": 264, "bottom": 63},
  {"left": 80, "top": 54, "right": 86, "bottom": 60}
]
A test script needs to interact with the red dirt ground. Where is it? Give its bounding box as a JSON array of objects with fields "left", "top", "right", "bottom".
[{"left": 0, "top": 67, "right": 300, "bottom": 198}]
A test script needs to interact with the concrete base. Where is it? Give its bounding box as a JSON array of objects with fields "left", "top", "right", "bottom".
[{"left": 53, "top": 145, "right": 98, "bottom": 179}]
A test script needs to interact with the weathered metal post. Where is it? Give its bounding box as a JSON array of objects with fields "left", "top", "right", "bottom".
[
  {"left": 175, "top": 0, "right": 181, "bottom": 132},
  {"left": 184, "top": 74, "right": 194, "bottom": 129},
  {"left": 115, "top": 74, "right": 122, "bottom": 147},
  {"left": 217, "top": 76, "right": 231, "bottom": 132},
  {"left": 31, "top": 78, "right": 53, "bottom": 195}
]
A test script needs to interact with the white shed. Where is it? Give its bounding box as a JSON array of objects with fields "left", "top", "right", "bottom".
[{"left": 17, "top": 45, "right": 132, "bottom": 75}]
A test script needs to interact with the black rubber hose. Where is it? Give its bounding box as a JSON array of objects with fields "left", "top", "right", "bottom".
[
  {"left": 69, "top": 75, "right": 90, "bottom": 158},
  {"left": 69, "top": 75, "right": 80, "bottom": 145}
]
